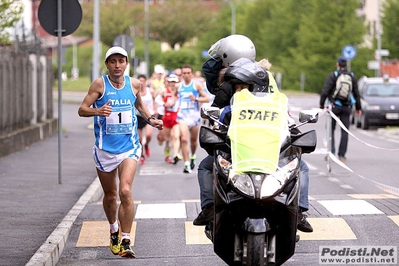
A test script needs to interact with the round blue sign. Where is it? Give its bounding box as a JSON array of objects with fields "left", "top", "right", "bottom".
[{"left": 342, "top": 45, "right": 357, "bottom": 60}]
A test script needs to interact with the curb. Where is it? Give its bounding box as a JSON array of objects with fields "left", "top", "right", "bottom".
[
  {"left": 0, "top": 118, "right": 58, "bottom": 158},
  {"left": 26, "top": 177, "right": 103, "bottom": 266}
]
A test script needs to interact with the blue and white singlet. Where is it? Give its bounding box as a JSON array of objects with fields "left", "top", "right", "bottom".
[
  {"left": 93, "top": 75, "right": 140, "bottom": 154},
  {"left": 178, "top": 80, "right": 200, "bottom": 114}
]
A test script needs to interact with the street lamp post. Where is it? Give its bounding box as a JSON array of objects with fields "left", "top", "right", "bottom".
[
  {"left": 92, "top": 0, "right": 100, "bottom": 82},
  {"left": 376, "top": 0, "right": 381, "bottom": 77},
  {"left": 224, "top": 0, "right": 236, "bottom": 35},
  {"left": 144, "top": 0, "right": 149, "bottom": 77}
]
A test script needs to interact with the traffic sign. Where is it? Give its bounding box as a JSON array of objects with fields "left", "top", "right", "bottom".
[
  {"left": 38, "top": 0, "right": 82, "bottom": 37},
  {"left": 376, "top": 49, "right": 390, "bottom": 57},
  {"left": 367, "top": 61, "right": 380, "bottom": 70},
  {"left": 342, "top": 45, "right": 357, "bottom": 60},
  {"left": 113, "top": 35, "right": 134, "bottom": 53}
]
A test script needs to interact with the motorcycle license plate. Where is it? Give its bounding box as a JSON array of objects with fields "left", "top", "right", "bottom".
[{"left": 386, "top": 113, "right": 399, "bottom": 119}]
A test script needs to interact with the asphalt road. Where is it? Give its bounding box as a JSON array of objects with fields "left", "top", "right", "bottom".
[
  {"left": 58, "top": 94, "right": 399, "bottom": 266},
  {"left": 3, "top": 93, "right": 398, "bottom": 266}
]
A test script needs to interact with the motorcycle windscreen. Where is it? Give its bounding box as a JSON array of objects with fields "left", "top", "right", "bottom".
[{"left": 228, "top": 89, "right": 289, "bottom": 176}]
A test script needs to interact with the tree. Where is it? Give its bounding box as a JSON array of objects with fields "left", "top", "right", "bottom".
[
  {"left": 195, "top": 1, "right": 248, "bottom": 64},
  {"left": 381, "top": 0, "right": 399, "bottom": 59},
  {"left": 286, "top": 0, "right": 366, "bottom": 93},
  {"left": 0, "top": 0, "right": 23, "bottom": 45},
  {"left": 149, "top": 0, "right": 215, "bottom": 48},
  {"left": 74, "top": 1, "right": 140, "bottom": 47}
]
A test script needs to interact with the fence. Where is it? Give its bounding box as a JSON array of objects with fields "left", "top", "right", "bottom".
[{"left": 0, "top": 47, "right": 55, "bottom": 157}]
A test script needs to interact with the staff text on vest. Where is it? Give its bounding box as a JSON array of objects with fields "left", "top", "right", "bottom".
[{"left": 238, "top": 110, "right": 279, "bottom": 121}]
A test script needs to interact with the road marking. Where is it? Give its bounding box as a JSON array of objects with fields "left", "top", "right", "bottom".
[
  {"left": 298, "top": 218, "right": 356, "bottom": 240},
  {"left": 348, "top": 194, "right": 399, "bottom": 199},
  {"left": 318, "top": 200, "right": 384, "bottom": 215},
  {"left": 328, "top": 177, "right": 340, "bottom": 183},
  {"left": 139, "top": 168, "right": 174, "bottom": 175},
  {"left": 76, "top": 215, "right": 399, "bottom": 247},
  {"left": 75, "top": 197, "right": 399, "bottom": 248},
  {"left": 94, "top": 200, "right": 142, "bottom": 205},
  {"left": 76, "top": 221, "right": 137, "bottom": 247},
  {"left": 138, "top": 161, "right": 175, "bottom": 175},
  {"left": 305, "top": 161, "right": 317, "bottom": 171},
  {"left": 185, "top": 222, "right": 212, "bottom": 245},
  {"left": 182, "top": 199, "right": 200, "bottom": 203},
  {"left": 340, "top": 184, "right": 353, "bottom": 190},
  {"left": 135, "top": 203, "right": 187, "bottom": 219},
  {"left": 388, "top": 215, "right": 399, "bottom": 226}
]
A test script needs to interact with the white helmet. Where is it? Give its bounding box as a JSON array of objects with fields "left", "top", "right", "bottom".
[{"left": 208, "top": 34, "right": 256, "bottom": 66}]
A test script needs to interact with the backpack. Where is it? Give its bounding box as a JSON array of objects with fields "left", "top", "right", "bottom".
[{"left": 332, "top": 71, "right": 352, "bottom": 104}]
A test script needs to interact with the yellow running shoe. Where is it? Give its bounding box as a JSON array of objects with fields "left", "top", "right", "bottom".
[
  {"left": 109, "top": 229, "right": 121, "bottom": 255},
  {"left": 164, "top": 147, "right": 170, "bottom": 157},
  {"left": 119, "top": 238, "right": 136, "bottom": 258}
]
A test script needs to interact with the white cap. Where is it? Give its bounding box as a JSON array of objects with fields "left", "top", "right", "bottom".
[
  {"left": 167, "top": 74, "right": 179, "bottom": 82},
  {"left": 105, "top": 46, "right": 128, "bottom": 61}
]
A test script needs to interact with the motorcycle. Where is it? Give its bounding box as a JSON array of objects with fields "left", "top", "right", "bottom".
[{"left": 199, "top": 104, "right": 318, "bottom": 266}]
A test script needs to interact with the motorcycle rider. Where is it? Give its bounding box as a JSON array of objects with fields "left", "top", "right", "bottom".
[{"left": 194, "top": 34, "right": 313, "bottom": 233}]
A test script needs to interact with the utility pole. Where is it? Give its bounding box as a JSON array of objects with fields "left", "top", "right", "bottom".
[
  {"left": 144, "top": 0, "right": 149, "bottom": 77},
  {"left": 92, "top": 0, "right": 100, "bottom": 81},
  {"left": 376, "top": 0, "right": 381, "bottom": 77},
  {"left": 224, "top": 0, "right": 236, "bottom": 35}
]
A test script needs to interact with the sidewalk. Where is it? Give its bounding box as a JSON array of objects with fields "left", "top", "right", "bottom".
[{"left": 0, "top": 92, "right": 102, "bottom": 266}]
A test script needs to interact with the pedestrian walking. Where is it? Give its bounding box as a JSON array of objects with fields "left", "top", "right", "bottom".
[
  {"left": 78, "top": 46, "right": 163, "bottom": 258},
  {"left": 319, "top": 56, "right": 362, "bottom": 161}
]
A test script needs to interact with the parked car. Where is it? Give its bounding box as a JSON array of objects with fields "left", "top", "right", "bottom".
[{"left": 352, "top": 75, "right": 399, "bottom": 129}]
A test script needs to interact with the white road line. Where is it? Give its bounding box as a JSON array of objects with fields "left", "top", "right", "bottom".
[
  {"left": 318, "top": 199, "right": 384, "bottom": 215},
  {"left": 135, "top": 203, "right": 187, "bottom": 219}
]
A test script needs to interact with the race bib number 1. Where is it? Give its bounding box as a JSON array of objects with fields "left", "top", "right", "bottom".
[
  {"left": 106, "top": 106, "right": 133, "bottom": 134},
  {"left": 180, "top": 100, "right": 196, "bottom": 111}
]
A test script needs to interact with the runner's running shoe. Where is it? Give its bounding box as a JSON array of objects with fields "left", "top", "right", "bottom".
[
  {"left": 119, "top": 239, "right": 136, "bottom": 258},
  {"left": 109, "top": 229, "right": 121, "bottom": 255},
  {"left": 165, "top": 156, "right": 173, "bottom": 164},
  {"left": 145, "top": 145, "right": 150, "bottom": 157},
  {"left": 183, "top": 163, "right": 192, "bottom": 174},
  {"left": 164, "top": 147, "right": 170, "bottom": 157},
  {"left": 190, "top": 157, "right": 196, "bottom": 170},
  {"left": 173, "top": 156, "right": 181, "bottom": 165}
]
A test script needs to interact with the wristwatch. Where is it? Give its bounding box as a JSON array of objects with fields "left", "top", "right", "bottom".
[{"left": 147, "top": 115, "right": 156, "bottom": 124}]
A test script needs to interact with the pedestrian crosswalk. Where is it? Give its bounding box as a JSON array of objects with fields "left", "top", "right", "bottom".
[{"left": 77, "top": 194, "right": 399, "bottom": 247}]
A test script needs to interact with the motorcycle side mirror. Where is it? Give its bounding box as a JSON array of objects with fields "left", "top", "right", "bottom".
[
  {"left": 201, "top": 106, "right": 220, "bottom": 119},
  {"left": 299, "top": 110, "right": 319, "bottom": 123}
]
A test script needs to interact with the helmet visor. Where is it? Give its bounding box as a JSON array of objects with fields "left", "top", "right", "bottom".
[
  {"left": 208, "top": 40, "right": 222, "bottom": 61},
  {"left": 252, "top": 84, "right": 269, "bottom": 93}
]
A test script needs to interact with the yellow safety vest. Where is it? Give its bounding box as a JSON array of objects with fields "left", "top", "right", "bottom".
[{"left": 228, "top": 88, "right": 288, "bottom": 176}]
